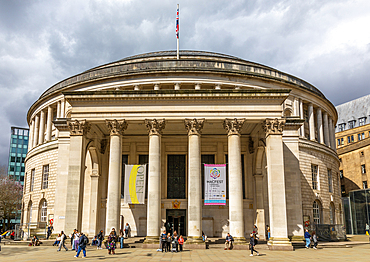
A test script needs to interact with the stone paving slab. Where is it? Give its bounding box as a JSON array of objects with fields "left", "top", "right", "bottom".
[{"left": 1, "top": 243, "right": 370, "bottom": 261}]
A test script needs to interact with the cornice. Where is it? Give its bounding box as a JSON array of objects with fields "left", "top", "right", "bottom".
[
  {"left": 299, "top": 138, "right": 339, "bottom": 161},
  {"left": 25, "top": 140, "right": 58, "bottom": 163}
]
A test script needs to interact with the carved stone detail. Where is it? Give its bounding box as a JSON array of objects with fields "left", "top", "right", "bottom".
[
  {"left": 106, "top": 120, "right": 128, "bottom": 136},
  {"left": 263, "top": 118, "right": 286, "bottom": 136},
  {"left": 67, "top": 119, "right": 91, "bottom": 136},
  {"left": 223, "top": 118, "right": 245, "bottom": 136},
  {"left": 145, "top": 119, "right": 166, "bottom": 136},
  {"left": 184, "top": 118, "right": 205, "bottom": 136}
]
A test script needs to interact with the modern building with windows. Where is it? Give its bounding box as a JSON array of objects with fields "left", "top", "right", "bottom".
[
  {"left": 8, "top": 127, "right": 29, "bottom": 185},
  {"left": 22, "top": 51, "right": 341, "bottom": 249},
  {"left": 335, "top": 94, "right": 370, "bottom": 196}
]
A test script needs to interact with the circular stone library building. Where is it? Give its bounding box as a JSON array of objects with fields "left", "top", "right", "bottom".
[{"left": 22, "top": 50, "right": 341, "bottom": 248}]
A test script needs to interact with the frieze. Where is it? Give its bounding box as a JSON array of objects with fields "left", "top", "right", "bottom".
[
  {"left": 145, "top": 119, "right": 166, "bottom": 136},
  {"left": 184, "top": 118, "right": 205, "bottom": 136}
]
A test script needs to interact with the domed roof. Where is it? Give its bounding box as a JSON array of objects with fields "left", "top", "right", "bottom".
[{"left": 39, "top": 50, "right": 325, "bottom": 100}]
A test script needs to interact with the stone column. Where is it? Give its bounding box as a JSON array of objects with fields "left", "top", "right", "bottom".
[
  {"left": 56, "top": 101, "right": 61, "bottom": 138},
  {"left": 329, "top": 117, "right": 336, "bottom": 151},
  {"left": 60, "top": 99, "right": 65, "bottom": 118},
  {"left": 39, "top": 110, "right": 46, "bottom": 144},
  {"left": 143, "top": 119, "right": 165, "bottom": 246},
  {"left": 28, "top": 119, "right": 35, "bottom": 149},
  {"left": 223, "top": 118, "right": 246, "bottom": 244},
  {"left": 46, "top": 106, "right": 53, "bottom": 141},
  {"left": 323, "top": 112, "right": 330, "bottom": 146},
  {"left": 105, "top": 120, "right": 127, "bottom": 235},
  {"left": 263, "top": 118, "right": 293, "bottom": 250},
  {"left": 64, "top": 120, "right": 90, "bottom": 234},
  {"left": 308, "top": 103, "right": 315, "bottom": 141},
  {"left": 299, "top": 99, "right": 304, "bottom": 137},
  {"left": 184, "top": 118, "right": 205, "bottom": 246},
  {"left": 316, "top": 108, "right": 323, "bottom": 144},
  {"left": 33, "top": 114, "right": 40, "bottom": 147}
]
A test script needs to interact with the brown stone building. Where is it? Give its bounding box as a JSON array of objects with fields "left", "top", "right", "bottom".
[{"left": 335, "top": 94, "right": 370, "bottom": 196}]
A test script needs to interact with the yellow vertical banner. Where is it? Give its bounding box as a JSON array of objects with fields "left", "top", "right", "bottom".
[{"left": 124, "top": 164, "right": 146, "bottom": 204}]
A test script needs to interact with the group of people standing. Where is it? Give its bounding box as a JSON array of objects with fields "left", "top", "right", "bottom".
[{"left": 160, "top": 230, "right": 184, "bottom": 253}]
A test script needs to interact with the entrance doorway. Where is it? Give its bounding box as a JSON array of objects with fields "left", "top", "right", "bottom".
[{"left": 166, "top": 209, "right": 186, "bottom": 236}]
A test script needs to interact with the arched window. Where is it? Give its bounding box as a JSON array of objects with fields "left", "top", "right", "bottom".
[
  {"left": 313, "top": 201, "right": 321, "bottom": 224},
  {"left": 329, "top": 203, "right": 335, "bottom": 224},
  {"left": 39, "top": 199, "right": 47, "bottom": 222}
]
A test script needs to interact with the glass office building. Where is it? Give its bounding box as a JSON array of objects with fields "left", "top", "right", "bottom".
[
  {"left": 8, "top": 127, "right": 29, "bottom": 185},
  {"left": 342, "top": 188, "right": 370, "bottom": 234}
]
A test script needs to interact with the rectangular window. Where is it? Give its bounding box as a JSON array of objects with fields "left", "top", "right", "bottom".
[
  {"left": 42, "top": 165, "right": 49, "bottom": 189},
  {"left": 338, "top": 123, "right": 346, "bottom": 132},
  {"left": 337, "top": 139, "right": 341, "bottom": 146},
  {"left": 167, "top": 155, "right": 186, "bottom": 199},
  {"left": 341, "top": 185, "right": 346, "bottom": 196},
  {"left": 340, "top": 138, "right": 344, "bottom": 145},
  {"left": 30, "top": 169, "right": 35, "bottom": 192},
  {"left": 311, "top": 164, "right": 318, "bottom": 190},
  {"left": 363, "top": 181, "right": 368, "bottom": 189},
  {"left": 361, "top": 164, "right": 366, "bottom": 174},
  {"left": 138, "top": 154, "right": 149, "bottom": 199},
  {"left": 339, "top": 170, "right": 343, "bottom": 179},
  {"left": 328, "top": 169, "right": 333, "bottom": 193},
  {"left": 347, "top": 135, "right": 354, "bottom": 143},
  {"left": 121, "top": 155, "right": 129, "bottom": 198},
  {"left": 348, "top": 120, "right": 356, "bottom": 129},
  {"left": 359, "top": 117, "right": 366, "bottom": 126}
]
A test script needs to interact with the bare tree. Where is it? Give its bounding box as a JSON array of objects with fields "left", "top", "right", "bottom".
[{"left": 0, "top": 165, "right": 23, "bottom": 231}]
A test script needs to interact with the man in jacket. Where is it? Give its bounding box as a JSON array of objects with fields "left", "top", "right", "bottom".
[
  {"left": 57, "top": 231, "right": 68, "bottom": 251},
  {"left": 224, "top": 233, "right": 234, "bottom": 250},
  {"left": 97, "top": 230, "right": 104, "bottom": 249},
  {"left": 304, "top": 229, "right": 311, "bottom": 249},
  {"left": 75, "top": 233, "right": 88, "bottom": 258}
]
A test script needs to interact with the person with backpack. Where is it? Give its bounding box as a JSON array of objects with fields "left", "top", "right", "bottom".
[
  {"left": 75, "top": 233, "right": 88, "bottom": 258},
  {"left": 57, "top": 231, "right": 68, "bottom": 251}
]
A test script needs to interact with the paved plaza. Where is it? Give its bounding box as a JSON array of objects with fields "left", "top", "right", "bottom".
[{"left": 1, "top": 243, "right": 370, "bottom": 262}]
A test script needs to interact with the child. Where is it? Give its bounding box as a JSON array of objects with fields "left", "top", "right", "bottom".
[
  {"left": 53, "top": 234, "right": 61, "bottom": 246},
  {"left": 312, "top": 231, "right": 318, "bottom": 249},
  {"left": 178, "top": 235, "right": 184, "bottom": 252}
]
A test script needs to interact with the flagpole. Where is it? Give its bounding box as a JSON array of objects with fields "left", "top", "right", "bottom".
[{"left": 177, "top": 4, "right": 179, "bottom": 60}]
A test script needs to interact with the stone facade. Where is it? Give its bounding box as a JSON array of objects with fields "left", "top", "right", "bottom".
[{"left": 22, "top": 51, "right": 340, "bottom": 248}]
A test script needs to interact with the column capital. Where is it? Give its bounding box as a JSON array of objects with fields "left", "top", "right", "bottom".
[
  {"left": 106, "top": 119, "right": 128, "bottom": 136},
  {"left": 67, "top": 119, "right": 91, "bottom": 136},
  {"left": 184, "top": 118, "right": 205, "bottom": 136},
  {"left": 145, "top": 119, "right": 165, "bottom": 136},
  {"left": 223, "top": 118, "right": 245, "bottom": 136},
  {"left": 263, "top": 118, "right": 285, "bottom": 136}
]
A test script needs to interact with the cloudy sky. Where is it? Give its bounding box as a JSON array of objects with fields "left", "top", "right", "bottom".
[{"left": 1, "top": 0, "right": 370, "bottom": 166}]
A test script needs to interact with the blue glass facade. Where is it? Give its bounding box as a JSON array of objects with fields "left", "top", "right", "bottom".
[{"left": 8, "top": 127, "right": 29, "bottom": 185}]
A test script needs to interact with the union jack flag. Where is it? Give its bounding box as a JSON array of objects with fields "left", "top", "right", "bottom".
[{"left": 176, "top": 6, "right": 179, "bottom": 39}]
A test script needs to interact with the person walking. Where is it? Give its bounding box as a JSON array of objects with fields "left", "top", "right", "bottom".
[
  {"left": 47, "top": 225, "right": 53, "bottom": 240},
  {"left": 57, "top": 231, "right": 68, "bottom": 251},
  {"left": 119, "top": 229, "right": 124, "bottom": 249},
  {"left": 304, "top": 229, "right": 311, "bottom": 249},
  {"left": 107, "top": 231, "right": 116, "bottom": 255},
  {"left": 97, "top": 230, "right": 104, "bottom": 249},
  {"left": 124, "top": 223, "right": 130, "bottom": 238},
  {"left": 70, "top": 230, "right": 75, "bottom": 250},
  {"left": 224, "top": 233, "right": 234, "bottom": 250},
  {"left": 249, "top": 233, "right": 259, "bottom": 256},
  {"left": 75, "top": 233, "right": 88, "bottom": 258},
  {"left": 74, "top": 230, "right": 80, "bottom": 252},
  {"left": 178, "top": 235, "right": 184, "bottom": 252},
  {"left": 366, "top": 223, "right": 369, "bottom": 236},
  {"left": 312, "top": 231, "right": 318, "bottom": 249}
]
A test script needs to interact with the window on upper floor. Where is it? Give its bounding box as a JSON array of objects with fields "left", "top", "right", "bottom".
[
  {"left": 338, "top": 123, "right": 346, "bottom": 132},
  {"left": 361, "top": 164, "right": 366, "bottom": 174},
  {"left": 359, "top": 117, "right": 367, "bottom": 126},
  {"left": 30, "top": 169, "right": 35, "bottom": 192},
  {"left": 347, "top": 135, "right": 354, "bottom": 143},
  {"left": 313, "top": 201, "right": 321, "bottom": 224},
  {"left": 328, "top": 169, "right": 333, "bottom": 193},
  {"left": 348, "top": 120, "right": 356, "bottom": 129},
  {"left": 42, "top": 165, "right": 49, "bottom": 190},
  {"left": 363, "top": 181, "right": 368, "bottom": 189},
  {"left": 358, "top": 133, "right": 365, "bottom": 141},
  {"left": 312, "top": 164, "right": 319, "bottom": 190},
  {"left": 339, "top": 170, "right": 343, "bottom": 179}
]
